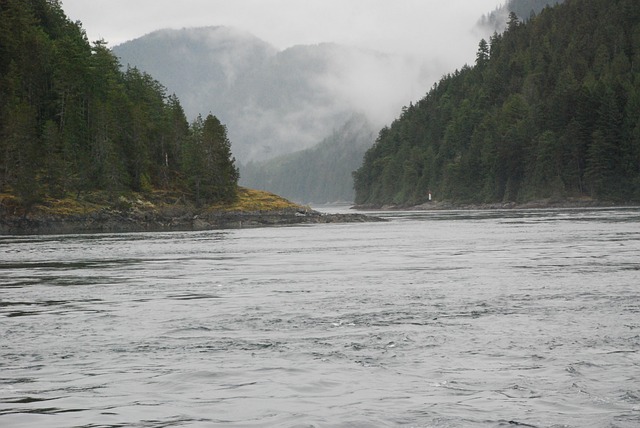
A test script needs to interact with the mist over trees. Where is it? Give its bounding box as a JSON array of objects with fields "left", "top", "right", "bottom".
[
  {"left": 242, "top": 115, "right": 375, "bottom": 204},
  {"left": 478, "top": 0, "right": 565, "bottom": 32},
  {"left": 112, "top": 28, "right": 435, "bottom": 164},
  {"left": 354, "top": 0, "right": 640, "bottom": 207},
  {"left": 0, "top": 0, "right": 238, "bottom": 208},
  {"left": 113, "top": 27, "right": 441, "bottom": 204}
]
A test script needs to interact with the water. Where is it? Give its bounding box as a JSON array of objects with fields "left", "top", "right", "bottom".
[{"left": 1, "top": 207, "right": 639, "bottom": 428}]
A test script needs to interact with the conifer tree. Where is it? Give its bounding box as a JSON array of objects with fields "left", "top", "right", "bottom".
[
  {"left": 0, "top": 0, "right": 238, "bottom": 209},
  {"left": 184, "top": 114, "right": 239, "bottom": 206}
]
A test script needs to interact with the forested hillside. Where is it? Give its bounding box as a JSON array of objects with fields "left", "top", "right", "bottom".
[
  {"left": 242, "top": 116, "right": 375, "bottom": 204},
  {"left": 0, "top": 0, "right": 238, "bottom": 209},
  {"left": 354, "top": 0, "right": 640, "bottom": 207},
  {"left": 479, "top": 0, "right": 565, "bottom": 31}
]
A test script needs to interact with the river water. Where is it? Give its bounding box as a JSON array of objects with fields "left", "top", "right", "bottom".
[{"left": 1, "top": 207, "right": 639, "bottom": 428}]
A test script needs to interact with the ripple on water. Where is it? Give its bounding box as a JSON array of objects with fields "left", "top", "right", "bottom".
[{"left": 1, "top": 209, "right": 640, "bottom": 427}]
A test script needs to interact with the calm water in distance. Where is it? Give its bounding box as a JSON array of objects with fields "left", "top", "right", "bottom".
[{"left": 1, "top": 207, "right": 639, "bottom": 428}]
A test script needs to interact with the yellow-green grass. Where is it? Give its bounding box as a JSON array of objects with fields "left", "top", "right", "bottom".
[
  {"left": 207, "top": 187, "right": 306, "bottom": 212},
  {"left": 1, "top": 187, "right": 304, "bottom": 218}
]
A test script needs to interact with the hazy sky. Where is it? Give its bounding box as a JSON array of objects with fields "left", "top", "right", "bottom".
[
  {"left": 60, "top": 0, "right": 506, "bottom": 155},
  {"left": 62, "top": 0, "right": 501, "bottom": 63}
]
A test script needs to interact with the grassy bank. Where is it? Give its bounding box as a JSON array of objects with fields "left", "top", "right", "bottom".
[
  {"left": 0, "top": 187, "right": 305, "bottom": 218},
  {"left": 1, "top": 187, "right": 381, "bottom": 234}
]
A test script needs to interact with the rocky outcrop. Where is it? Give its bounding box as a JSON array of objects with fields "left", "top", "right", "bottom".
[{"left": 0, "top": 204, "right": 382, "bottom": 235}]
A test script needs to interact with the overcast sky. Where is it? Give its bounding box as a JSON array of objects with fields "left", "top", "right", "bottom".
[{"left": 62, "top": 0, "right": 501, "bottom": 64}]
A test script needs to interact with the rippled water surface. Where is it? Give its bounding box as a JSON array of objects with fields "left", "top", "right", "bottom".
[{"left": 1, "top": 208, "right": 640, "bottom": 427}]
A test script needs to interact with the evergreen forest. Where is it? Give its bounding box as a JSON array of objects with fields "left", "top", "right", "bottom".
[
  {"left": 479, "top": 0, "right": 565, "bottom": 31},
  {"left": 0, "top": 0, "right": 239, "bottom": 209},
  {"left": 354, "top": 0, "right": 640, "bottom": 206}
]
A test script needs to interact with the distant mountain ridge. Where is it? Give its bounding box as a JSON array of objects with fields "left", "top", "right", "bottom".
[
  {"left": 242, "top": 115, "right": 375, "bottom": 204},
  {"left": 114, "top": 26, "right": 276, "bottom": 97},
  {"left": 113, "top": 27, "right": 432, "bottom": 164}
]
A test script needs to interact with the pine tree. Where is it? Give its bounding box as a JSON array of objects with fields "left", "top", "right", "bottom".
[{"left": 183, "top": 114, "right": 239, "bottom": 205}]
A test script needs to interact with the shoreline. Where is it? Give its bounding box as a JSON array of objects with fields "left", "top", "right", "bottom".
[
  {"left": 0, "top": 189, "right": 384, "bottom": 236},
  {"left": 352, "top": 197, "right": 640, "bottom": 211},
  {"left": 0, "top": 207, "right": 384, "bottom": 235},
  {"left": 3, "top": 194, "right": 636, "bottom": 235}
]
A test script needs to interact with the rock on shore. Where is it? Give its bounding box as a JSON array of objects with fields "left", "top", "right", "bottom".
[
  {"left": 354, "top": 196, "right": 632, "bottom": 211},
  {"left": 0, "top": 189, "right": 383, "bottom": 235}
]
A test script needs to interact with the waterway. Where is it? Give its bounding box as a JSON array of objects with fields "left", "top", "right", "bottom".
[{"left": 1, "top": 207, "right": 639, "bottom": 427}]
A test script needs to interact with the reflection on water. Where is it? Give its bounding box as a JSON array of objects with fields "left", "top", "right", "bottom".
[{"left": 1, "top": 208, "right": 639, "bottom": 427}]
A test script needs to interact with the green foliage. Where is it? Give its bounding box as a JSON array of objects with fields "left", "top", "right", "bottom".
[
  {"left": 183, "top": 114, "right": 239, "bottom": 206},
  {"left": 479, "top": 0, "right": 565, "bottom": 31},
  {"left": 0, "top": 0, "right": 239, "bottom": 207},
  {"left": 354, "top": 0, "right": 640, "bottom": 206}
]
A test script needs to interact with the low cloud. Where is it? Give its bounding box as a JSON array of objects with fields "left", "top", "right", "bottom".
[
  {"left": 100, "top": 1, "right": 503, "bottom": 162},
  {"left": 317, "top": 48, "right": 439, "bottom": 128},
  {"left": 65, "top": 0, "right": 500, "bottom": 63}
]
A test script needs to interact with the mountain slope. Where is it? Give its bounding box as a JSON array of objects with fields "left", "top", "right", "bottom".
[
  {"left": 113, "top": 28, "right": 432, "bottom": 163},
  {"left": 241, "top": 115, "right": 375, "bottom": 203},
  {"left": 354, "top": 0, "right": 640, "bottom": 207},
  {"left": 113, "top": 26, "right": 277, "bottom": 105},
  {"left": 478, "top": 0, "right": 566, "bottom": 31}
]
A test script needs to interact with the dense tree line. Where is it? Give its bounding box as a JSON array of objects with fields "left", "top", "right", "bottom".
[
  {"left": 0, "top": 0, "right": 238, "bottom": 208},
  {"left": 354, "top": 0, "right": 640, "bottom": 206}
]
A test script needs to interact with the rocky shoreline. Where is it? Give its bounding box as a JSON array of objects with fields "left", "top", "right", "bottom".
[
  {"left": 0, "top": 188, "right": 386, "bottom": 235},
  {"left": 0, "top": 205, "right": 383, "bottom": 235},
  {"left": 5, "top": 194, "right": 635, "bottom": 235},
  {"left": 354, "top": 197, "right": 638, "bottom": 211}
]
